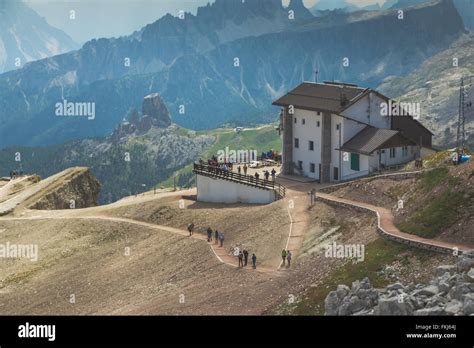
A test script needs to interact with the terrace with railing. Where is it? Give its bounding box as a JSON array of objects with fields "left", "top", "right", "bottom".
[{"left": 193, "top": 163, "right": 286, "bottom": 200}]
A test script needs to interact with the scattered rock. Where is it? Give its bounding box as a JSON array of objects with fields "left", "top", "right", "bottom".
[
  {"left": 387, "top": 282, "right": 405, "bottom": 291},
  {"left": 325, "top": 256, "right": 474, "bottom": 316},
  {"left": 336, "top": 284, "right": 350, "bottom": 299},
  {"left": 375, "top": 296, "right": 413, "bottom": 315},
  {"left": 414, "top": 306, "right": 446, "bottom": 316},
  {"left": 457, "top": 255, "right": 474, "bottom": 273},
  {"left": 415, "top": 285, "right": 439, "bottom": 297},
  {"left": 435, "top": 265, "right": 456, "bottom": 277},
  {"left": 445, "top": 300, "right": 462, "bottom": 315},
  {"left": 466, "top": 268, "right": 474, "bottom": 282}
]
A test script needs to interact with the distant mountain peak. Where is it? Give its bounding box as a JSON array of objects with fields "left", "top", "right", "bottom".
[
  {"left": 287, "top": 0, "right": 314, "bottom": 19},
  {"left": 0, "top": 0, "right": 78, "bottom": 73}
]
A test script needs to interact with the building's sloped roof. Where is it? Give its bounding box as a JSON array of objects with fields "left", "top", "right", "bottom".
[
  {"left": 338, "top": 126, "right": 415, "bottom": 156},
  {"left": 272, "top": 82, "right": 366, "bottom": 113}
]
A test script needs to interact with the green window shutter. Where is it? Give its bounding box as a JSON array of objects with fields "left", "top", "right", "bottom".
[{"left": 350, "top": 153, "right": 360, "bottom": 171}]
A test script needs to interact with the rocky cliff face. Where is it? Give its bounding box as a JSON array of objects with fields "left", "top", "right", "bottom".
[
  {"left": 142, "top": 93, "right": 171, "bottom": 128},
  {"left": 111, "top": 93, "right": 171, "bottom": 141},
  {"left": 29, "top": 168, "right": 100, "bottom": 210},
  {"left": 325, "top": 251, "right": 474, "bottom": 315}
]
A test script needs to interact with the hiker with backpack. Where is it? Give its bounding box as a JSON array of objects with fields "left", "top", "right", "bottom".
[
  {"left": 207, "top": 227, "right": 213, "bottom": 242},
  {"left": 281, "top": 249, "right": 287, "bottom": 266},
  {"left": 214, "top": 230, "right": 219, "bottom": 245},
  {"left": 252, "top": 253, "right": 257, "bottom": 269},
  {"left": 187, "top": 223, "right": 194, "bottom": 236},
  {"left": 219, "top": 232, "right": 224, "bottom": 247},
  {"left": 287, "top": 250, "right": 292, "bottom": 267}
]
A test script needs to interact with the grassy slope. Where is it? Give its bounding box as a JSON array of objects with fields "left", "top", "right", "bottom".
[{"left": 397, "top": 161, "right": 474, "bottom": 239}]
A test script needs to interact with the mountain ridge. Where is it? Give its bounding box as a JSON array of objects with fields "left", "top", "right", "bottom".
[{"left": 0, "top": 0, "right": 78, "bottom": 73}]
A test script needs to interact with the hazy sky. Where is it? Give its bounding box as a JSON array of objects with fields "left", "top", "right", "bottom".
[{"left": 25, "top": 0, "right": 388, "bottom": 45}]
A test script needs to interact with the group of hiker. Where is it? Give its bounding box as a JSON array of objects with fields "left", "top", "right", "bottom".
[
  {"left": 204, "top": 226, "right": 226, "bottom": 247},
  {"left": 202, "top": 157, "right": 234, "bottom": 177},
  {"left": 187, "top": 222, "right": 258, "bottom": 269},
  {"left": 9, "top": 170, "right": 22, "bottom": 179},
  {"left": 414, "top": 158, "right": 424, "bottom": 169},
  {"left": 200, "top": 157, "right": 279, "bottom": 186},
  {"left": 281, "top": 249, "right": 292, "bottom": 268},
  {"left": 251, "top": 169, "right": 277, "bottom": 187},
  {"left": 237, "top": 248, "right": 257, "bottom": 269},
  {"left": 236, "top": 164, "right": 248, "bottom": 176}
]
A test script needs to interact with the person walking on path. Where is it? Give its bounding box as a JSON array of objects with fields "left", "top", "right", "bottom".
[
  {"left": 264, "top": 170, "right": 270, "bottom": 182},
  {"left": 237, "top": 166, "right": 241, "bottom": 175},
  {"left": 243, "top": 164, "right": 248, "bottom": 175},
  {"left": 243, "top": 249, "right": 249, "bottom": 266},
  {"left": 271, "top": 168, "right": 276, "bottom": 181},
  {"left": 281, "top": 249, "right": 287, "bottom": 266},
  {"left": 214, "top": 230, "right": 219, "bottom": 245},
  {"left": 187, "top": 223, "right": 194, "bottom": 236},
  {"left": 252, "top": 253, "right": 257, "bottom": 269},
  {"left": 207, "top": 227, "right": 212, "bottom": 242},
  {"left": 286, "top": 250, "right": 292, "bottom": 268},
  {"left": 238, "top": 251, "right": 244, "bottom": 268},
  {"left": 219, "top": 232, "right": 224, "bottom": 247}
]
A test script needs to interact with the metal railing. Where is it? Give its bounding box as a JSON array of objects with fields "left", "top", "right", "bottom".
[{"left": 193, "top": 163, "right": 286, "bottom": 199}]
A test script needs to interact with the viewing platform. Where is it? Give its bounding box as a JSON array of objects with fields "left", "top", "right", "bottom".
[{"left": 193, "top": 163, "right": 285, "bottom": 204}]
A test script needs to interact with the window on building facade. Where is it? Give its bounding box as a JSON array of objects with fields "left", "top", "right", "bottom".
[
  {"left": 317, "top": 121, "right": 320, "bottom": 127},
  {"left": 294, "top": 138, "right": 299, "bottom": 148},
  {"left": 390, "top": 148, "right": 396, "bottom": 158},
  {"left": 336, "top": 124, "right": 340, "bottom": 130},
  {"left": 402, "top": 146, "right": 408, "bottom": 156},
  {"left": 298, "top": 161, "right": 303, "bottom": 170},
  {"left": 309, "top": 141, "right": 314, "bottom": 151},
  {"left": 302, "top": 118, "right": 305, "bottom": 125},
  {"left": 310, "top": 163, "right": 315, "bottom": 173},
  {"left": 350, "top": 153, "right": 360, "bottom": 171}
]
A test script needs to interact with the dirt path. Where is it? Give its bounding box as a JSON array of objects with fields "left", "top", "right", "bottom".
[
  {"left": 0, "top": 214, "right": 282, "bottom": 275},
  {"left": 0, "top": 166, "right": 311, "bottom": 274},
  {"left": 276, "top": 178, "right": 315, "bottom": 269},
  {"left": 316, "top": 192, "right": 473, "bottom": 254}
]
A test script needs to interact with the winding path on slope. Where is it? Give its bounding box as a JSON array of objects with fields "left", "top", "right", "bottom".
[
  {"left": 0, "top": 171, "right": 288, "bottom": 275},
  {"left": 316, "top": 192, "right": 473, "bottom": 254},
  {"left": 0, "top": 214, "right": 282, "bottom": 275}
]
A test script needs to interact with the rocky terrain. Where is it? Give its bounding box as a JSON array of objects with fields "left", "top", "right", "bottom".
[
  {"left": 28, "top": 168, "right": 100, "bottom": 210},
  {"left": 325, "top": 251, "right": 474, "bottom": 315},
  {"left": 379, "top": 34, "right": 474, "bottom": 148}
]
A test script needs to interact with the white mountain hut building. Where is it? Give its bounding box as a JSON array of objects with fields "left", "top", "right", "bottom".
[{"left": 273, "top": 81, "right": 434, "bottom": 182}]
